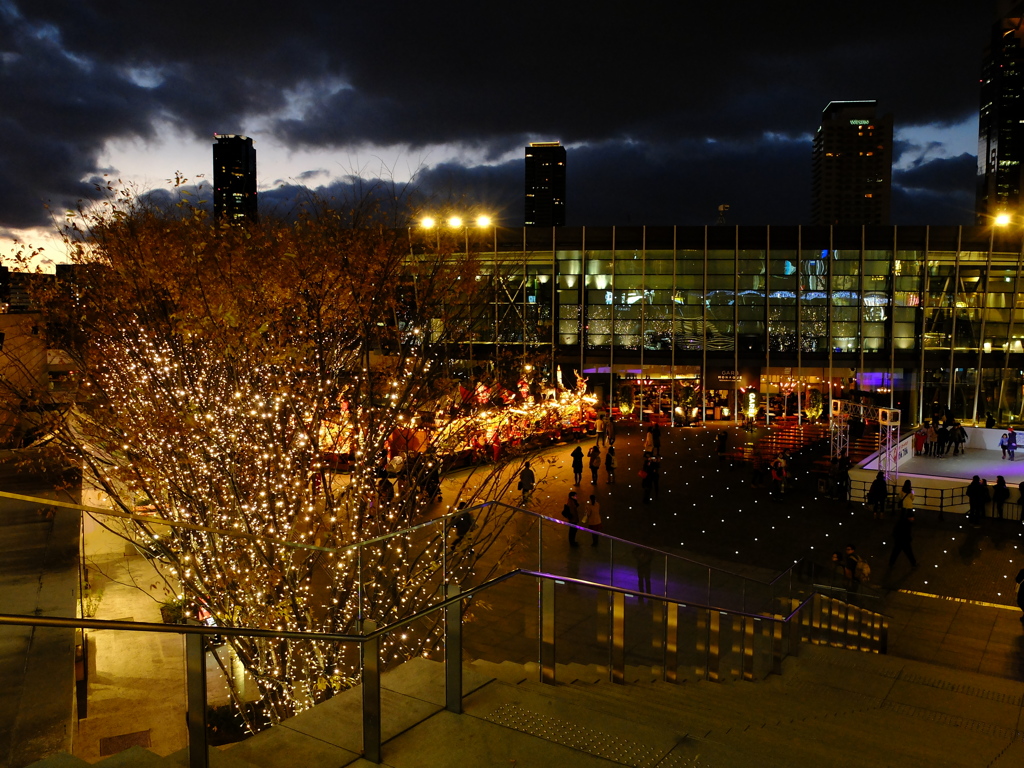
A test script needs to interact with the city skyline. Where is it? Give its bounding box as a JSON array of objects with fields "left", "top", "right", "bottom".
[{"left": 0, "top": 3, "right": 1001, "bottom": 262}]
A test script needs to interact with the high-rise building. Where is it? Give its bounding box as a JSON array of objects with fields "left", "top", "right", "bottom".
[
  {"left": 525, "top": 142, "right": 566, "bottom": 227},
  {"left": 977, "top": 2, "right": 1024, "bottom": 224},
  {"left": 811, "top": 101, "right": 892, "bottom": 225},
  {"left": 213, "top": 134, "right": 257, "bottom": 223}
]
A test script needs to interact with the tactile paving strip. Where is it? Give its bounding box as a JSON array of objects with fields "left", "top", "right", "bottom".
[{"left": 484, "top": 701, "right": 675, "bottom": 767}]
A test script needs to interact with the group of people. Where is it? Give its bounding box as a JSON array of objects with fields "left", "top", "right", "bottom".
[
  {"left": 999, "top": 427, "right": 1018, "bottom": 460},
  {"left": 965, "top": 474, "right": 1021, "bottom": 524},
  {"left": 568, "top": 442, "right": 618, "bottom": 486},
  {"left": 913, "top": 422, "right": 968, "bottom": 457},
  {"left": 560, "top": 490, "right": 603, "bottom": 547}
]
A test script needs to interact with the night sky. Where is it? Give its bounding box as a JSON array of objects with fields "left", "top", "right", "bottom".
[{"left": 0, "top": 2, "right": 1000, "bottom": 249}]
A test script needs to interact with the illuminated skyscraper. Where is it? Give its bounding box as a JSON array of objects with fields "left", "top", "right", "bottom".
[
  {"left": 811, "top": 101, "right": 892, "bottom": 225},
  {"left": 977, "top": 2, "right": 1024, "bottom": 223},
  {"left": 213, "top": 134, "right": 257, "bottom": 223},
  {"left": 525, "top": 142, "right": 566, "bottom": 227}
]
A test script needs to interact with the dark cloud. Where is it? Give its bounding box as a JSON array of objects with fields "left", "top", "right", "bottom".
[{"left": 0, "top": 1, "right": 1001, "bottom": 230}]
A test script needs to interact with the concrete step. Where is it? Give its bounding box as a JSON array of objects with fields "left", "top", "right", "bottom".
[
  {"left": 93, "top": 745, "right": 166, "bottom": 768},
  {"left": 22, "top": 753, "right": 92, "bottom": 768}
]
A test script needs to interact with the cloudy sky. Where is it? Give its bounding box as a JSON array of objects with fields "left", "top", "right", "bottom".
[{"left": 0, "top": 1, "right": 1001, "bottom": 259}]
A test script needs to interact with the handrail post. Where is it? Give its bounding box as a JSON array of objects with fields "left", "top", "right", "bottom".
[
  {"left": 184, "top": 628, "right": 209, "bottom": 768},
  {"left": 445, "top": 585, "right": 462, "bottom": 713},
  {"left": 539, "top": 578, "right": 555, "bottom": 683},
  {"left": 610, "top": 591, "right": 625, "bottom": 683},
  {"left": 361, "top": 620, "right": 381, "bottom": 763}
]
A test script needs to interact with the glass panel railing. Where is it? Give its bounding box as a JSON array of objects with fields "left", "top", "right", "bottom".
[{"left": 665, "top": 551, "right": 713, "bottom": 606}]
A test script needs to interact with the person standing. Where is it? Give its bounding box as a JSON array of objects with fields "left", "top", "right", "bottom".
[
  {"left": 867, "top": 471, "right": 888, "bottom": 520},
  {"left": 595, "top": 413, "right": 607, "bottom": 447},
  {"left": 652, "top": 422, "right": 662, "bottom": 454},
  {"left": 518, "top": 461, "right": 536, "bottom": 504},
  {"left": 1000, "top": 433, "right": 1009, "bottom": 460},
  {"left": 633, "top": 546, "right": 653, "bottom": 594},
  {"left": 889, "top": 510, "right": 918, "bottom": 569},
  {"left": 936, "top": 424, "right": 949, "bottom": 457},
  {"left": 899, "top": 479, "right": 915, "bottom": 514},
  {"left": 570, "top": 445, "right": 584, "bottom": 486},
  {"left": 582, "top": 494, "right": 602, "bottom": 546},
  {"left": 926, "top": 424, "right": 937, "bottom": 457},
  {"left": 966, "top": 475, "right": 984, "bottom": 526},
  {"left": 562, "top": 491, "right": 580, "bottom": 547},
  {"left": 648, "top": 454, "right": 661, "bottom": 501},
  {"left": 914, "top": 426, "right": 927, "bottom": 456},
  {"left": 640, "top": 455, "right": 655, "bottom": 504},
  {"left": 605, "top": 415, "right": 617, "bottom": 446},
  {"left": 587, "top": 444, "right": 601, "bottom": 484},
  {"left": 604, "top": 446, "right": 617, "bottom": 483},
  {"left": 993, "top": 475, "right": 1010, "bottom": 519},
  {"left": 644, "top": 427, "right": 655, "bottom": 454},
  {"left": 1009, "top": 427, "right": 1017, "bottom": 461},
  {"left": 987, "top": 412, "right": 996, "bottom": 429}
]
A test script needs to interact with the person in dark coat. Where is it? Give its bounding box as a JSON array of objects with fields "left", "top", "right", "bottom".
[
  {"left": 587, "top": 444, "right": 601, "bottom": 484},
  {"left": 604, "top": 446, "right": 616, "bottom": 483},
  {"left": 888, "top": 510, "right": 918, "bottom": 569},
  {"left": 966, "top": 475, "right": 985, "bottom": 526},
  {"left": 993, "top": 475, "right": 1010, "bottom": 519},
  {"left": 867, "top": 471, "right": 888, "bottom": 520},
  {"left": 651, "top": 422, "right": 662, "bottom": 454},
  {"left": 570, "top": 445, "right": 584, "bottom": 486},
  {"left": 563, "top": 491, "right": 580, "bottom": 547},
  {"left": 1016, "top": 568, "right": 1024, "bottom": 623}
]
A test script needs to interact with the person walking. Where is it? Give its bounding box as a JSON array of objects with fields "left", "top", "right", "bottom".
[
  {"left": 993, "top": 475, "right": 1010, "bottom": 519},
  {"left": 570, "top": 445, "right": 584, "bottom": 486},
  {"left": 605, "top": 415, "right": 617, "bottom": 445},
  {"left": 562, "top": 491, "right": 580, "bottom": 547},
  {"left": 587, "top": 444, "right": 601, "bottom": 484},
  {"left": 582, "top": 494, "right": 603, "bottom": 546},
  {"left": 867, "top": 471, "right": 888, "bottom": 520},
  {"left": 888, "top": 510, "right": 919, "bottom": 569},
  {"left": 604, "top": 446, "right": 617, "bottom": 483},
  {"left": 518, "top": 461, "right": 536, "bottom": 504}
]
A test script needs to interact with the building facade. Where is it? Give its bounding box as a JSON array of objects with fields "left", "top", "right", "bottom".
[
  {"left": 524, "top": 142, "right": 566, "bottom": 227},
  {"left": 434, "top": 224, "right": 1024, "bottom": 426},
  {"left": 811, "top": 101, "right": 892, "bottom": 226},
  {"left": 977, "top": 2, "right": 1024, "bottom": 224},
  {"left": 213, "top": 134, "right": 258, "bottom": 223}
]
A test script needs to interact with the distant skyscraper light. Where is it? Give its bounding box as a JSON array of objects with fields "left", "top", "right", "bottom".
[
  {"left": 213, "top": 134, "right": 257, "bottom": 223},
  {"left": 525, "top": 142, "right": 566, "bottom": 227}
]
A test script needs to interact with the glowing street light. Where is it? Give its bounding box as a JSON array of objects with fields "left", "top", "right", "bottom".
[
  {"left": 421, "top": 216, "right": 436, "bottom": 229},
  {"left": 995, "top": 212, "right": 1012, "bottom": 227}
]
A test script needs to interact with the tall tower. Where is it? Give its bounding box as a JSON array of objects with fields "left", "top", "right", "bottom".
[
  {"left": 524, "top": 142, "right": 566, "bottom": 227},
  {"left": 977, "top": 3, "right": 1024, "bottom": 224},
  {"left": 213, "top": 134, "right": 257, "bottom": 223},
  {"left": 811, "top": 101, "right": 892, "bottom": 225}
]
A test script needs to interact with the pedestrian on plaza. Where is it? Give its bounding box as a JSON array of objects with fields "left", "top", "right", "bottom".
[
  {"left": 582, "top": 494, "right": 602, "bottom": 546},
  {"left": 644, "top": 426, "right": 655, "bottom": 454},
  {"left": 926, "top": 424, "right": 937, "bottom": 456},
  {"left": 605, "top": 415, "right": 617, "bottom": 445},
  {"left": 1009, "top": 427, "right": 1017, "bottom": 461},
  {"left": 899, "top": 479, "right": 915, "bottom": 514},
  {"left": 867, "top": 471, "right": 888, "bottom": 520},
  {"left": 587, "top": 443, "right": 601, "bottom": 484},
  {"left": 771, "top": 453, "right": 788, "bottom": 500},
  {"left": 993, "top": 475, "right": 1010, "bottom": 519},
  {"left": 652, "top": 422, "right": 662, "bottom": 454},
  {"left": 605, "top": 446, "right": 617, "bottom": 483},
  {"left": 966, "top": 475, "right": 985, "bottom": 526},
  {"left": 640, "top": 455, "right": 655, "bottom": 504},
  {"left": 562, "top": 490, "right": 580, "bottom": 547},
  {"left": 633, "top": 545, "right": 653, "bottom": 594},
  {"left": 570, "top": 445, "right": 584, "bottom": 485},
  {"left": 595, "top": 413, "right": 607, "bottom": 447},
  {"left": 518, "top": 461, "right": 536, "bottom": 504},
  {"left": 844, "top": 543, "right": 870, "bottom": 588},
  {"left": 1015, "top": 567, "right": 1024, "bottom": 623},
  {"left": 888, "top": 510, "right": 919, "bottom": 569},
  {"left": 1000, "top": 433, "right": 1010, "bottom": 460}
]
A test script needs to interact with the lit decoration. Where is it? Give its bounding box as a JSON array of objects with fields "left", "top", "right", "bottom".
[{"left": 2, "top": 186, "right": 591, "bottom": 730}]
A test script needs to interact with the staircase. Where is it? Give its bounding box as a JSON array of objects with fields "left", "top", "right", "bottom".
[{"left": 29, "top": 644, "right": 1024, "bottom": 768}]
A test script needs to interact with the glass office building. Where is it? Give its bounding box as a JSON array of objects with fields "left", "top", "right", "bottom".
[{"left": 433, "top": 224, "right": 1024, "bottom": 426}]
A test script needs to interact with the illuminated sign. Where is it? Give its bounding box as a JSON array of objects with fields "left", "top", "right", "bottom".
[{"left": 849, "top": 119, "right": 870, "bottom": 125}]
